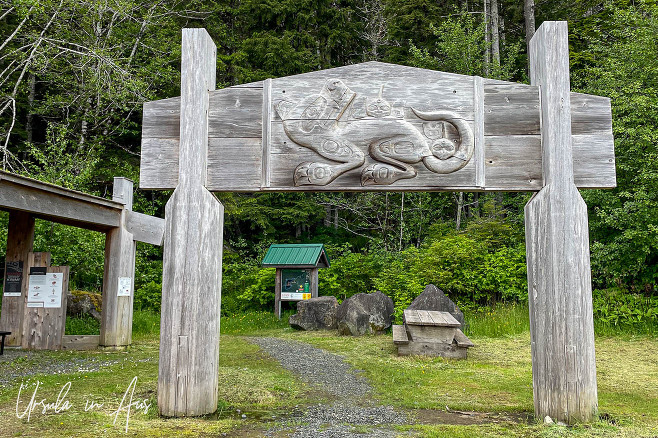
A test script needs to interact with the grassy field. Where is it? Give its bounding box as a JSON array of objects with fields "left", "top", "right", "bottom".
[{"left": 0, "top": 308, "right": 656, "bottom": 437}]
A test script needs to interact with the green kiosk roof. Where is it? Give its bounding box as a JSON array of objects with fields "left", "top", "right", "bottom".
[{"left": 262, "top": 244, "right": 330, "bottom": 268}]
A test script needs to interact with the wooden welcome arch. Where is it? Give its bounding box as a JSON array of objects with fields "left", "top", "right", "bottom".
[{"left": 140, "top": 22, "right": 615, "bottom": 423}]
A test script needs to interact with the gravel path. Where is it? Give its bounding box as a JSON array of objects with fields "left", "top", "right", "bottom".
[
  {"left": 249, "top": 337, "right": 409, "bottom": 438},
  {"left": 0, "top": 349, "right": 122, "bottom": 388}
]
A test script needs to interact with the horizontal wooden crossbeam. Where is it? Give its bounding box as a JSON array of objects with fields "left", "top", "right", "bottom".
[{"left": 140, "top": 62, "right": 615, "bottom": 192}]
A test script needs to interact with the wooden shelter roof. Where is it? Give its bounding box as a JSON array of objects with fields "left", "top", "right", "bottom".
[{"left": 262, "top": 243, "right": 330, "bottom": 268}]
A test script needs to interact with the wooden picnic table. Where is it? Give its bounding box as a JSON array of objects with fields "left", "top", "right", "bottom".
[{"left": 393, "top": 310, "right": 474, "bottom": 358}]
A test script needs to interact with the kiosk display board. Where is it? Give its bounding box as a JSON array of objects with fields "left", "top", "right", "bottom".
[{"left": 281, "top": 269, "right": 311, "bottom": 300}]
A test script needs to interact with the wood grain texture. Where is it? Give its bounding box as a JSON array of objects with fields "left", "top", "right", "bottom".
[
  {"left": 62, "top": 335, "right": 100, "bottom": 350},
  {"left": 526, "top": 21, "right": 598, "bottom": 424},
  {"left": 406, "top": 325, "right": 456, "bottom": 344},
  {"left": 0, "top": 211, "right": 34, "bottom": 346},
  {"left": 392, "top": 324, "right": 409, "bottom": 344},
  {"left": 159, "top": 186, "right": 223, "bottom": 417},
  {"left": 100, "top": 178, "right": 136, "bottom": 348},
  {"left": 22, "top": 264, "right": 69, "bottom": 350},
  {"left": 453, "top": 329, "right": 475, "bottom": 347},
  {"left": 474, "top": 76, "right": 486, "bottom": 187},
  {"left": 21, "top": 253, "right": 67, "bottom": 350},
  {"left": 0, "top": 179, "right": 121, "bottom": 231},
  {"left": 396, "top": 340, "right": 468, "bottom": 359},
  {"left": 158, "top": 28, "right": 223, "bottom": 418},
  {"left": 126, "top": 210, "right": 165, "bottom": 246},
  {"left": 139, "top": 62, "right": 614, "bottom": 192}
]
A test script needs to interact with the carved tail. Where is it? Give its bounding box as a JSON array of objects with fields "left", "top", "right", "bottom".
[{"left": 411, "top": 109, "right": 474, "bottom": 174}]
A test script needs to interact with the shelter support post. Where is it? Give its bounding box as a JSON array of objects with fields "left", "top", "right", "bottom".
[
  {"left": 275, "top": 269, "right": 282, "bottom": 319},
  {"left": 100, "top": 177, "right": 136, "bottom": 347},
  {"left": 158, "top": 28, "right": 224, "bottom": 417},
  {"left": 0, "top": 211, "right": 35, "bottom": 346},
  {"left": 525, "top": 21, "right": 598, "bottom": 423}
]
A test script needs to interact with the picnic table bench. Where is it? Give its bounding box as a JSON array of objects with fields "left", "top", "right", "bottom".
[{"left": 393, "top": 309, "right": 474, "bottom": 359}]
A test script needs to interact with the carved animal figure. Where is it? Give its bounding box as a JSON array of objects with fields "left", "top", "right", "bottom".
[{"left": 275, "top": 79, "right": 474, "bottom": 186}]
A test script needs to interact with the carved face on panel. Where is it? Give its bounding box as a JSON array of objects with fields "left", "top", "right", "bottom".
[
  {"left": 366, "top": 97, "right": 391, "bottom": 118},
  {"left": 431, "top": 138, "right": 457, "bottom": 160}
]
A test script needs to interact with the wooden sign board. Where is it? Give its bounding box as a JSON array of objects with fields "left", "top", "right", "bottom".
[{"left": 141, "top": 62, "right": 615, "bottom": 192}]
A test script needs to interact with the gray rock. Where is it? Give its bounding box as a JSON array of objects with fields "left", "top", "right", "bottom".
[
  {"left": 336, "top": 291, "right": 394, "bottom": 336},
  {"left": 408, "top": 284, "right": 465, "bottom": 327},
  {"left": 67, "top": 292, "right": 102, "bottom": 322},
  {"left": 289, "top": 296, "right": 339, "bottom": 331}
]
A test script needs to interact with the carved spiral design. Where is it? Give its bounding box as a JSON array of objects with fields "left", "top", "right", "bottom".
[{"left": 411, "top": 109, "right": 475, "bottom": 174}]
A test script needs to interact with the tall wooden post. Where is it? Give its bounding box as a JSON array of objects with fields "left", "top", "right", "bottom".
[
  {"left": 0, "top": 211, "right": 35, "bottom": 346},
  {"left": 525, "top": 21, "right": 598, "bottom": 423},
  {"left": 158, "top": 29, "right": 224, "bottom": 417},
  {"left": 100, "top": 177, "right": 136, "bottom": 347}
]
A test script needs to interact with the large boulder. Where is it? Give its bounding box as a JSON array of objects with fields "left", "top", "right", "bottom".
[
  {"left": 336, "top": 291, "right": 394, "bottom": 336},
  {"left": 67, "top": 290, "right": 102, "bottom": 322},
  {"left": 289, "top": 296, "right": 338, "bottom": 331},
  {"left": 408, "top": 284, "right": 465, "bottom": 327}
]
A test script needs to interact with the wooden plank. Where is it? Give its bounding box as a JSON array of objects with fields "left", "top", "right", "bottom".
[
  {"left": 453, "top": 329, "right": 475, "bottom": 347},
  {"left": 405, "top": 324, "right": 457, "bottom": 344},
  {"left": 0, "top": 211, "right": 35, "bottom": 346},
  {"left": 100, "top": 178, "right": 137, "bottom": 348},
  {"left": 267, "top": 119, "right": 477, "bottom": 190},
  {"left": 0, "top": 170, "right": 122, "bottom": 209},
  {"left": 0, "top": 179, "right": 121, "bottom": 231},
  {"left": 392, "top": 324, "right": 409, "bottom": 344},
  {"left": 570, "top": 93, "right": 613, "bottom": 135},
  {"left": 403, "top": 309, "right": 422, "bottom": 325},
  {"left": 158, "top": 29, "right": 223, "bottom": 418},
  {"left": 428, "top": 310, "right": 461, "bottom": 327},
  {"left": 21, "top": 252, "right": 51, "bottom": 349},
  {"left": 208, "top": 88, "right": 262, "bottom": 138},
  {"left": 484, "top": 135, "right": 543, "bottom": 190},
  {"left": 126, "top": 210, "right": 165, "bottom": 246},
  {"left": 207, "top": 138, "right": 261, "bottom": 191},
  {"left": 397, "top": 340, "right": 468, "bottom": 359},
  {"left": 415, "top": 310, "right": 433, "bottom": 325},
  {"left": 22, "top": 264, "right": 69, "bottom": 350},
  {"left": 62, "top": 335, "right": 100, "bottom": 350},
  {"left": 262, "top": 78, "right": 272, "bottom": 187},
  {"left": 527, "top": 21, "right": 598, "bottom": 424},
  {"left": 484, "top": 83, "right": 540, "bottom": 136},
  {"left": 140, "top": 137, "right": 179, "bottom": 190},
  {"left": 139, "top": 62, "right": 614, "bottom": 192},
  {"left": 474, "top": 76, "right": 485, "bottom": 187},
  {"left": 271, "top": 62, "right": 476, "bottom": 120},
  {"left": 573, "top": 134, "right": 616, "bottom": 189}
]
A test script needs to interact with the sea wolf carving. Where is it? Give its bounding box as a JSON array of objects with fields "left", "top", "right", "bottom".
[{"left": 275, "top": 79, "right": 474, "bottom": 186}]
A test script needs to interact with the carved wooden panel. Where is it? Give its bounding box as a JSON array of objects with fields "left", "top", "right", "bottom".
[{"left": 139, "top": 61, "right": 616, "bottom": 192}]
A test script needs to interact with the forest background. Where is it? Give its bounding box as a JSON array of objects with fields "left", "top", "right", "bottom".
[{"left": 0, "top": 0, "right": 656, "bottom": 325}]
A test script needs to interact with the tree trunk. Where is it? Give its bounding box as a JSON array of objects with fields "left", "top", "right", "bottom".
[
  {"left": 399, "top": 192, "right": 405, "bottom": 251},
  {"left": 456, "top": 192, "right": 464, "bottom": 231},
  {"left": 525, "top": 0, "right": 536, "bottom": 54},
  {"left": 26, "top": 73, "right": 35, "bottom": 144},
  {"left": 484, "top": 0, "right": 490, "bottom": 76},
  {"left": 491, "top": 0, "right": 500, "bottom": 69},
  {"left": 333, "top": 205, "right": 339, "bottom": 230}
]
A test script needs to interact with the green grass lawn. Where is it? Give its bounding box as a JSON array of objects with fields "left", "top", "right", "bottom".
[{"left": 1, "top": 309, "right": 656, "bottom": 437}]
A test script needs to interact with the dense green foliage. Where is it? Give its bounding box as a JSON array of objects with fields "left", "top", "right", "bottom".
[{"left": 0, "top": 0, "right": 656, "bottom": 325}]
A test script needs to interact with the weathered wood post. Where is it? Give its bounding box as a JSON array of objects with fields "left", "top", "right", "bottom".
[
  {"left": 0, "top": 211, "right": 35, "bottom": 346},
  {"left": 526, "top": 21, "right": 598, "bottom": 423},
  {"left": 158, "top": 29, "right": 224, "bottom": 416},
  {"left": 100, "top": 177, "right": 136, "bottom": 347}
]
